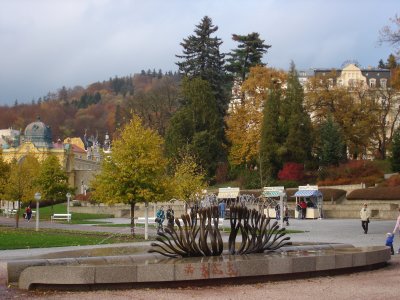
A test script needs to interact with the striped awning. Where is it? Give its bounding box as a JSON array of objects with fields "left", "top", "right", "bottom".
[
  {"left": 262, "top": 191, "right": 283, "bottom": 198},
  {"left": 294, "top": 190, "right": 323, "bottom": 197}
]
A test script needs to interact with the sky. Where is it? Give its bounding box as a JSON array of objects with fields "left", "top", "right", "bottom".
[{"left": 0, "top": 0, "right": 397, "bottom": 105}]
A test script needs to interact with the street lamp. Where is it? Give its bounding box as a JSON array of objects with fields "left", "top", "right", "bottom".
[
  {"left": 34, "top": 192, "right": 41, "bottom": 232},
  {"left": 66, "top": 192, "right": 71, "bottom": 222}
]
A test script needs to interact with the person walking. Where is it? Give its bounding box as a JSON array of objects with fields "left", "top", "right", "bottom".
[
  {"left": 392, "top": 208, "right": 400, "bottom": 253},
  {"left": 166, "top": 206, "right": 175, "bottom": 229},
  {"left": 360, "top": 203, "right": 371, "bottom": 234},
  {"left": 25, "top": 205, "right": 32, "bottom": 222},
  {"left": 156, "top": 206, "right": 165, "bottom": 233}
]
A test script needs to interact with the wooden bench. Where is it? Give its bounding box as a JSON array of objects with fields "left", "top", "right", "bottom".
[{"left": 51, "top": 213, "right": 71, "bottom": 222}]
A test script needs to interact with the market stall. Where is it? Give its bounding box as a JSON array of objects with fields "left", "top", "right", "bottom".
[
  {"left": 217, "top": 187, "right": 240, "bottom": 218},
  {"left": 294, "top": 185, "right": 323, "bottom": 219},
  {"left": 262, "top": 186, "right": 286, "bottom": 219}
]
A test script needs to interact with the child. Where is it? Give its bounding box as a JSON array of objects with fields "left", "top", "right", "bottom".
[{"left": 385, "top": 232, "right": 394, "bottom": 255}]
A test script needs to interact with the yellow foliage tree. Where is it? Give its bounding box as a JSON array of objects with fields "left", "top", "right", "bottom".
[
  {"left": 226, "top": 66, "right": 286, "bottom": 166},
  {"left": 91, "top": 115, "right": 168, "bottom": 235},
  {"left": 4, "top": 155, "right": 40, "bottom": 228},
  {"left": 170, "top": 149, "right": 207, "bottom": 210}
]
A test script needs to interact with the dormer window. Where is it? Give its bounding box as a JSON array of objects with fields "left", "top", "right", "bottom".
[
  {"left": 380, "top": 79, "right": 387, "bottom": 89},
  {"left": 369, "top": 78, "right": 376, "bottom": 88}
]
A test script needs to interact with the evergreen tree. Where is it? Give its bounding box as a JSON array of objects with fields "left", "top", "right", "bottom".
[
  {"left": 165, "top": 77, "right": 225, "bottom": 179},
  {"left": 391, "top": 127, "right": 400, "bottom": 172},
  {"left": 175, "top": 16, "right": 227, "bottom": 116},
  {"left": 387, "top": 53, "right": 398, "bottom": 69},
  {"left": 226, "top": 32, "right": 271, "bottom": 82},
  {"left": 281, "top": 62, "right": 313, "bottom": 163},
  {"left": 260, "top": 83, "right": 282, "bottom": 182},
  {"left": 319, "top": 116, "right": 345, "bottom": 166},
  {"left": 378, "top": 59, "right": 386, "bottom": 69}
]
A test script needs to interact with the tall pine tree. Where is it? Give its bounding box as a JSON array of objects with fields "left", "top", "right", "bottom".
[
  {"left": 281, "top": 62, "right": 313, "bottom": 163},
  {"left": 176, "top": 16, "right": 228, "bottom": 116},
  {"left": 319, "top": 116, "right": 346, "bottom": 166},
  {"left": 391, "top": 127, "right": 400, "bottom": 172},
  {"left": 226, "top": 32, "right": 271, "bottom": 82},
  {"left": 260, "top": 83, "right": 283, "bottom": 182}
]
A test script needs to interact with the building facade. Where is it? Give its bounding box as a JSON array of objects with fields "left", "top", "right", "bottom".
[{"left": 0, "top": 118, "right": 105, "bottom": 192}]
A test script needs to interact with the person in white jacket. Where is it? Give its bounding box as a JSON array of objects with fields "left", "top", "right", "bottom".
[
  {"left": 360, "top": 203, "right": 371, "bottom": 234},
  {"left": 392, "top": 208, "right": 400, "bottom": 253}
]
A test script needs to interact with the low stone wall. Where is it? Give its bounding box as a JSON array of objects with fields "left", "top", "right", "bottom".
[{"left": 7, "top": 244, "right": 391, "bottom": 290}]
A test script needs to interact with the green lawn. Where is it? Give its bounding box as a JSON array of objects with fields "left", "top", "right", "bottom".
[
  {"left": 0, "top": 227, "right": 144, "bottom": 250},
  {"left": 19, "top": 203, "right": 114, "bottom": 224}
]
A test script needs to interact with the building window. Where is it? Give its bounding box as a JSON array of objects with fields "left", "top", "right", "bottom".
[
  {"left": 380, "top": 79, "right": 387, "bottom": 89},
  {"left": 328, "top": 78, "right": 334, "bottom": 88},
  {"left": 337, "top": 79, "right": 343, "bottom": 86},
  {"left": 369, "top": 78, "right": 376, "bottom": 88}
]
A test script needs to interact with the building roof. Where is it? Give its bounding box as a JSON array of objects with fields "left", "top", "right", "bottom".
[{"left": 24, "top": 117, "right": 52, "bottom": 148}]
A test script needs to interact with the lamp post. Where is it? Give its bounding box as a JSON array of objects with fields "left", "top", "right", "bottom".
[
  {"left": 34, "top": 192, "right": 41, "bottom": 232},
  {"left": 66, "top": 192, "right": 71, "bottom": 222}
]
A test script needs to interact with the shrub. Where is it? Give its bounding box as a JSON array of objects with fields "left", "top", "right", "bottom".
[
  {"left": 278, "top": 162, "right": 304, "bottom": 181},
  {"left": 347, "top": 187, "right": 400, "bottom": 200},
  {"left": 380, "top": 174, "right": 400, "bottom": 187},
  {"left": 317, "top": 160, "right": 383, "bottom": 186}
]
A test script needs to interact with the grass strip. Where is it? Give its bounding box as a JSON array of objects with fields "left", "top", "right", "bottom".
[{"left": 0, "top": 227, "right": 145, "bottom": 250}]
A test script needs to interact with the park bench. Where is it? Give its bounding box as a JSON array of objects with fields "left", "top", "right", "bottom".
[
  {"left": 2, "top": 208, "right": 18, "bottom": 217},
  {"left": 51, "top": 213, "right": 72, "bottom": 222},
  {"left": 136, "top": 217, "right": 157, "bottom": 225}
]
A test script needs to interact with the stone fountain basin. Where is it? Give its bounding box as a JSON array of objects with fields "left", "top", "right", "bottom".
[{"left": 6, "top": 243, "right": 391, "bottom": 290}]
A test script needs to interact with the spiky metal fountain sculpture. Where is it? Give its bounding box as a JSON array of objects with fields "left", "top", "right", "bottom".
[{"left": 149, "top": 205, "right": 291, "bottom": 258}]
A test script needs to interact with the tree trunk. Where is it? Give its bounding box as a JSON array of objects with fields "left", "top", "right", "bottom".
[
  {"left": 130, "top": 201, "right": 135, "bottom": 236},
  {"left": 15, "top": 200, "right": 20, "bottom": 228}
]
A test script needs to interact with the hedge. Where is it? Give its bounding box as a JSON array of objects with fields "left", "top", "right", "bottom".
[{"left": 347, "top": 187, "right": 400, "bottom": 200}]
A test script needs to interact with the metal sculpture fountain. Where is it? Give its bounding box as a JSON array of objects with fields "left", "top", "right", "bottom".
[{"left": 149, "top": 203, "right": 291, "bottom": 258}]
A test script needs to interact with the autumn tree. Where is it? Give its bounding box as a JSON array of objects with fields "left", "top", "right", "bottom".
[
  {"left": 379, "top": 14, "right": 400, "bottom": 57},
  {"left": 91, "top": 116, "right": 168, "bottom": 235},
  {"left": 304, "top": 72, "right": 377, "bottom": 159},
  {"left": 35, "top": 155, "right": 70, "bottom": 213},
  {"left": 368, "top": 73, "right": 400, "bottom": 159},
  {"left": 170, "top": 148, "right": 207, "bottom": 210},
  {"left": 125, "top": 74, "right": 180, "bottom": 136},
  {"left": 0, "top": 151, "right": 10, "bottom": 199},
  {"left": 226, "top": 66, "right": 285, "bottom": 168},
  {"left": 4, "top": 155, "right": 40, "bottom": 228}
]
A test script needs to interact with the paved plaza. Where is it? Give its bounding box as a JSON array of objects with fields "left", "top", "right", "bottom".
[
  {"left": 1, "top": 215, "right": 400, "bottom": 299},
  {"left": 1, "top": 216, "right": 399, "bottom": 260}
]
